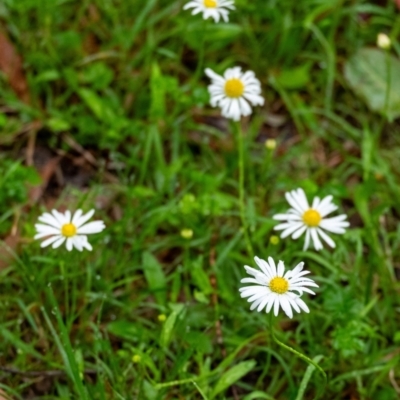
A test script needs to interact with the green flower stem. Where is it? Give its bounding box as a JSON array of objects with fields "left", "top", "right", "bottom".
[
  {"left": 235, "top": 121, "right": 254, "bottom": 258},
  {"left": 194, "top": 19, "right": 207, "bottom": 82},
  {"left": 268, "top": 314, "right": 327, "bottom": 388}
]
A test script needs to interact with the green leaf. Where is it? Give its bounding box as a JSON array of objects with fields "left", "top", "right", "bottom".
[
  {"left": 107, "top": 320, "right": 144, "bottom": 342},
  {"left": 160, "top": 303, "right": 185, "bottom": 348},
  {"left": 210, "top": 360, "right": 256, "bottom": 399},
  {"left": 77, "top": 88, "right": 116, "bottom": 124},
  {"left": 295, "top": 355, "right": 324, "bottom": 400},
  {"left": 149, "top": 63, "right": 166, "bottom": 120},
  {"left": 243, "top": 392, "right": 276, "bottom": 400},
  {"left": 191, "top": 256, "right": 212, "bottom": 295},
  {"left": 184, "top": 22, "right": 242, "bottom": 51},
  {"left": 274, "top": 63, "right": 312, "bottom": 89},
  {"left": 142, "top": 252, "right": 167, "bottom": 305},
  {"left": 344, "top": 48, "right": 400, "bottom": 121}
]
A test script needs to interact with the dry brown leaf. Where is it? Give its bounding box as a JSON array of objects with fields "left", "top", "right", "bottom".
[
  {"left": 0, "top": 389, "right": 12, "bottom": 400},
  {"left": 0, "top": 234, "right": 19, "bottom": 271},
  {"left": 0, "top": 30, "right": 30, "bottom": 103},
  {"left": 396, "top": 0, "right": 400, "bottom": 10},
  {"left": 28, "top": 156, "right": 61, "bottom": 204}
]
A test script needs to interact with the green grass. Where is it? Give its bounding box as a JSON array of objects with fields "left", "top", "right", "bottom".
[{"left": 1, "top": 0, "right": 400, "bottom": 398}]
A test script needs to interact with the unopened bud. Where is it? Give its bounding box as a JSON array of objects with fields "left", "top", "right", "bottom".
[
  {"left": 158, "top": 314, "right": 167, "bottom": 322},
  {"left": 377, "top": 33, "right": 391, "bottom": 50},
  {"left": 132, "top": 355, "right": 141, "bottom": 363},
  {"left": 270, "top": 235, "right": 280, "bottom": 245},
  {"left": 265, "top": 139, "right": 277, "bottom": 150},
  {"left": 181, "top": 229, "right": 193, "bottom": 239}
]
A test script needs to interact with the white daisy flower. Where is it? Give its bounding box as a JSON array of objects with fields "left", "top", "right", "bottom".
[
  {"left": 183, "top": 0, "right": 235, "bottom": 23},
  {"left": 205, "top": 67, "right": 264, "bottom": 121},
  {"left": 239, "top": 256, "right": 318, "bottom": 319},
  {"left": 34, "top": 209, "right": 105, "bottom": 252},
  {"left": 273, "top": 188, "right": 350, "bottom": 251}
]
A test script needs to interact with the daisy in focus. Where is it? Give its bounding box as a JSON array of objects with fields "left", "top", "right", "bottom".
[
  {"left": 205, "top": 67, "right": 264, "bottom": 121},
  {"left": 34, "top": 209, "right": 105, "bottom": 251},
  {"left": 183, "top": 0, "right": 235, "bottom": 23},
  {"left": 239, "top": 256, "right": 318, "bottom": 319},
  {"left": 273, "top": 188, "right": 349, "bottom": 251}
]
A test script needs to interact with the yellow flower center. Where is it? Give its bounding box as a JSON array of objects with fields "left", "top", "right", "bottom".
[
  {"left": 224, "top": 78, "right": 245, "bottom": 98},
  {"left": 61, "top": 223, "right": 77, "bottom": 237},
  {"left": 269, "top": 277, "right": 289, "bottom": 294},
  {"left": 302, "top": 209, "right": 322, "bottom": 227},
  {"left": 204, "top": 0, "right": 217, "bottom": 7}
]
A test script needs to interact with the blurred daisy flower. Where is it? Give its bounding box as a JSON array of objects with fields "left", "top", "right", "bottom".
[
  {"left": 205, "top": 67, "right": 264, "bottom": 121},
  {"left": 239, "top": 256, "right": 318, "bottom": 319},
  {"left": 273, "top": 188, "right": 349, "bottom": 251},
  {"left": 183, "top": 0, "right": 235, "bottom": 23},
  {"left": 35, "top": 209, "right": 105, "bottom": 251}
]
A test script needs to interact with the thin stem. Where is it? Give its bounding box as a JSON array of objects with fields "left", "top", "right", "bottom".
[
  {"left": 235, "top": 121, "right": 254, "bottom": 258},
  {"left": 268, "top": 314, "right": 327, "bottom": 389},
  {"left": 194, "top": 19, "right": 207, "bottom": 82}
]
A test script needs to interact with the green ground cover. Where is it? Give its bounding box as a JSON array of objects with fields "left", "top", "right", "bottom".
[{"left": 0, "top": 0, "right": 400, "bottom": 398}]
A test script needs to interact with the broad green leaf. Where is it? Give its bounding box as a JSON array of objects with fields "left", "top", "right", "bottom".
[
  {"left": 344, "top": 48, "right": 400, "bottom": 121},
  {"left": 107, "top": 320, "right": 144, "bottom": 342},
  {"left": 210, "top": 360, "right": 256, "bottom": 399},
  {"left": 274, "top": 63, "right": 311, "bottom": 89},
  {"left": 77, "top": 88, "right": 116, "bottom": 124},
  {"left": 142, "top": 252, "right": 167, "bottom": 305},
  {"left": 160, "top": 303, "right": 185, "bottom": 348},
  {"left": 191, "top": 256, "right": 212, "bottom": 295},
  {"left": 184, "top": 22, "right": 242, "bottom": 51}
]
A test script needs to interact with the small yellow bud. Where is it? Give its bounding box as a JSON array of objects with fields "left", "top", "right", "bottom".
[
  {"left": 181, "top": 229, "right": 193, "bottom": 239},
  {"left": 158, "top": 314, "right": 167, "bottom": 322},
  {"left": 270, "top": 235, "right": 280, "bottom": 245},
  {"left": 265, "top": 139, "right": 277, "bottom": 150},
  {"left": 377, "top": 33, "right": 391, "bottom": 50},
  {"left": 132, "top": 355, "right": 141, "bottom": 363}
]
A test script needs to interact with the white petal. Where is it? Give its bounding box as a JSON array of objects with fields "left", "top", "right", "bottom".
[
  {"left": 76, "top": 221, "right": 105, "bottom": 235},
  {"left": 317, "top": 228, "right": 336, "bottom": 248},
  {"left": 277, "top": 261, "right": 285, "bottom": 277},
  {"left": 273, "top": 213, "right": 302, "bottom": 221},
  {"left": 273, "top": 296, "right": 280, "bottom": 316},
  {"left": 72, "top": 236, "right": 83, "bottom": 251},
  {"left": 74, "top": 209, "right": 95, "bottom": 228},
  {"left": 35, "top": 224, "right": 60, "bottom": 235},
  {"left": 279, "top": 296, "right": 293, "bottom": 319},
  {"left": 285, "top": 191, "right": 305, "bottom": 214},
  {"left": 52, "top": 236, "right": 66, "bottom": 249},
  {"left": 40, "top": 235, "right": 62, "bottom": 248},
  {"left": 265, "top": 295, "right": 276, "bottom": 313},
  {"left": 291, "top": 225, "right": 307, "bottom": 239},
  {"left": 254, "top": 257, "right": 273, "bottom": 279},
  {"left": 72, "top": 209, "right": 83, "bottom": 224},
  {"left": 294, "top": 297, "right": 310, "bottom": 313},
  {"left": 303, "top": 229, "right": 311, "bottom": 250},
  {"left": 38, "top": 213, "right": 62, "bottom": 229},
  {"left": 267, "top": 257, "right": 277, "bottom": 276},
  {"left": 51, "top": 210, "right": 68, "bottom": 225},
  {"left": 293, "top": 188, "right": 310, "bottom": 211},
  {"left": 310, "top": 228, "right": 323, "bottom": 251},
  {"left": 280, "top": 222, "right": 305, "bottom": 238},
  {"left": 66, "top": 238, "right": 73, "bottom": 251}
]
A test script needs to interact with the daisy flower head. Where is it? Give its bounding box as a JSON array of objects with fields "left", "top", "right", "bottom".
[
  {"left": 239, "top": 256, "right": 318, "bottom": 319},
  {"left": 183, "top": 0, "right": 235, "bottom": 23},
  {"left": 273, "top": 188, "right": 350, "bottom": 251},
  {"left": 205, "top": 67, "right": 264, "bottom": 121},
  {"left": 34, "top": 209, "right": 105, "bottom": 252}
]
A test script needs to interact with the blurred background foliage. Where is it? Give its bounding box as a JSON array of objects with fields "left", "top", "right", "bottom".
[{"left": 0, "top": 0, "right": 400, "bottom": 399}]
